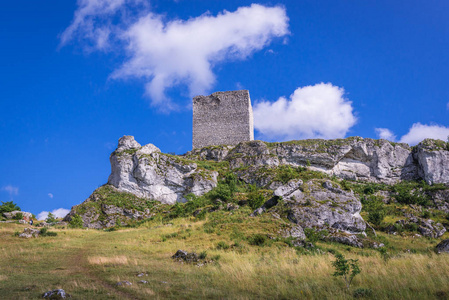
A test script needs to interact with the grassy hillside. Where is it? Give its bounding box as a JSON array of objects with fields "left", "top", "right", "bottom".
[{"left": 1, "top": 210, "right": 449, "bottom": 299}]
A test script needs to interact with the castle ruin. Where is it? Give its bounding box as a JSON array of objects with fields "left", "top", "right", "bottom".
[{"left": 192, "top": 90, "right": 254, "bottom": 149}]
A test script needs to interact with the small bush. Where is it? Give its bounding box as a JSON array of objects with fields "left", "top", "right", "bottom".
[
  {"left": 69, "top": 214, "right": 83, "bottom": 228},
  {"left": 391, "top": 182, "right": 430, "bottom": 206},
  {"left": 216, "top": 241, "right": 230, "bottom": 250},
  {"left": 353, "top": 288, "right": 373, "bottom": 298},
  {"left": 208, "top": 183, "right": 234, "bottom": 202},
  {"left": 368, "top": 210, "right": 385, "bottom": 227},
  {"left": 304, "top": 228, "right": 329, "bottom": 243},
  {"left": 406, "top": 223, "right": 418, "bottom": 232},
  {"left": 363, "top": 186, "right": 375, "bottom": 195},
  {"left": 378, "top": 247, "right": 391, "bottom": 263},
  {"left": 211, "top": 255, "right": 221, "bottom": 262},
  {"left": 422, "top": 210, "right": 431, "bottom": 219},
  {"left": 13, "top": 213, "right": 23, "bottom": 220},
  {"left": 247, "top": 190, "right": 265, "bottom": 210},
  {"left": 248, "top": 234, "right": 267, "bottom": 246},
  {"left": 39, "top": 228, "right": 57, "bottom": 237},
  {"left": 198, "top": 251, "right": 207, "bottom": 259}
]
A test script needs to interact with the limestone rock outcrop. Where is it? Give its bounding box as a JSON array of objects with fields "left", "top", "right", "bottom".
[
  {"left": 186, "top": 137, "right": 449, "bottom": 185},
  {"left": 18, "top": 228, "right": 40, "bottom": 238},
  {"left": 2, "top": 210, "right": 32, "bottom": 220},
  {"left": 273, "top": 179, "right": 366, "bottom": 234},
  {"left": 414, "top": 139, "right": 449, "bottom": 184},
  {"left": 108, "top": 136, "right": 218, "bottom": 204}
]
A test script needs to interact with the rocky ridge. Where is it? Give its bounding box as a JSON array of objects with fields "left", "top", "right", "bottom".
[
  {"left": 186, "top": 137, "right": 449, "bottom": 185},
  {"left": 66, "top": 136, "right": 449, "bottom": 241}
]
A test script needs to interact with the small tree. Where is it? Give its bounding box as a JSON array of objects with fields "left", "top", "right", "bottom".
[
  {"left": 331, "top": 253, "right": 361, "bottom": 292},
  {"left": 46, "top": 212, "right": 57, "bottom": 223},
  {"left": 69, "top": 214, "right": 83, "bottom": 228},
  {"left": 0, "top": 201, "right": 20, "bottom": 213}
]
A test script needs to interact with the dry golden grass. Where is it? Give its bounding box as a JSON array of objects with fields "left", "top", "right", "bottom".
[
  {"left": 1, "top": 216, "right": 449, "bottom": 299},
  {"left": 88, "top": 255, "right": 129, "bottom": 265}
]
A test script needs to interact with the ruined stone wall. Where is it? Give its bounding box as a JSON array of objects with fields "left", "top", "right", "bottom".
[{"left": 192, "top": 90, "right": 254, "bottom": 149}]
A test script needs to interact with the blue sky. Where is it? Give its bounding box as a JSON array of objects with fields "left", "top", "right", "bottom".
[{"left": 1, "top": 0, "right": 448, "bottom": 218}]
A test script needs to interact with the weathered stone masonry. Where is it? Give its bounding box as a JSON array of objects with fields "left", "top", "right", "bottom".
[{"left": 192, "top": 90, "right": 254, "bottom": 149}]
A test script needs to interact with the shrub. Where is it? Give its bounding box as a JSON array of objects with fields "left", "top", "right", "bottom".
[
  {"left": 368, "top": 210, "right": 385, "bottom": 227},
  {"left": 363, "top": 186, "right": 375, "bottom": 195},
  {"left": 304, "top": 228, "right": 329, "bottom": 243},
  {"left": 378, "top": 247, "right": 391, "bottom": 263},
  {"left": 69, "top": 214, "right": 84, "bottom": 228},
  {"left": 422, "top": 210, "right": 431, "bottom": 219},
  {"left": 0, "top": 201, "right": 20, "bottom": 213},
  {"left": 39, "top": 228, "right": 57, "bottom": 237},
  {"left": 248, "top": 234, "right": 267, "bottom": 246},
  {"left": 13, "top": 213, "right": 23, "bottom": 220},
  {"left": 362, "top": 195, "right": 386, "bottom": 227},
  {"left": 208, "top": 183, "right": 234, "bottom": 202},
  {"left": 391, "top": 182, "right": 430, "bottom": 206},
  {"left": 353, "top": 288, "right": 373, "bottom": 298},
  {"left": 198, "top": 251, "right": 207, "bottom": 259},
  {"left": 407, "top": 223, "right": 419, "bottom": 232},
  {"left": 216, "top": 241, "right": 230, "bottom": 250},
  {"left": 247, "top": 186, "right": 265, "bottom": 210}
]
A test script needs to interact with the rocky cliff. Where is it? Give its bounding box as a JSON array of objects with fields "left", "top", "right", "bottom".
[
  {"left": 66, "top": 136, "right": 448, "bottom": 239},
  {"left": 187, "top": 137, "right": 449, "bottom": 185},
  {"left": 108, "top": 136, "right": 218, "bottom": 204}
]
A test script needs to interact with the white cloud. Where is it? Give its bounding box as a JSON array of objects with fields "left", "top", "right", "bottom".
[
  {"left": 253, "top": 83, "right": 357, "bottom": 141},
  {"left": 399, "top": 123, "right": 449, "bottom": 145},
  {"left": 375, "top": 128, "right": 397, "bottom": 141},
  {"left": 60, "top": 0, "right": 134, "bottom": 49},
  {"left": 48, "top": 193, "right": 54, "bottom": 199},
  {"left": 61, "top": 2, "right": 289, "bottom": 111},
  {"left": 37, "top": 208, "right": 71, "bottom": 221},
  {"left": 1, "top": 185, "right": 19, "bottom": 196}
]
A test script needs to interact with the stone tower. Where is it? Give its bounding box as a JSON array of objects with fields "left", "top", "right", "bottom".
[{"left": 192, "top": 90, "right": 254, "bottom": 149}]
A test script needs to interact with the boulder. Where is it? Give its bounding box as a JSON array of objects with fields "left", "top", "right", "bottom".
[
  {"left": 108, "top": 136, "right": 218, "bottom": 204},
  {"left": 280, "top": 224, "right": 306, "bottom": 240},
  {"left": 435, "top": 239, "right": 449, "bottom": 254},
  {"left": 42, "top": 289, "right": 70, "bottom": 299},
  {"left": 2, "top": 211, "right": 32, "bottom": 220},
  {"left": 415, "top": 139, "right": 449, "bottom": 184},
  {"left": 18, "top": 228, "right": 40, "bottom": 238},
  {"left": 184, "top": 145, "right": 234, "bottom": 161},
  {"left": 327, "top": 234, "right": 363, "bottom": 248},
  {"left": 172, "top": 250, "right": 199, "bottom": 263},
  {"left": 226, "top": 140, "right": 280, "bottom": 169},
  {"left": 282, "top": 180, "right": 366, "bottom": 234}
]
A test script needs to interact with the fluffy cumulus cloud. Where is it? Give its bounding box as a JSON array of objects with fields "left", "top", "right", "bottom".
[
  {"left": 375, "top": 128, "right": 397, "bottom": 141},
  {"left": 253, "top": 83, "right": 357, "bottom": 141},
  {"left": 61, "top": 1, "right": 289, "bottom": 110},
  {"left": 37, "top": 208, "right": 71, "bottom": 221},
  {"left": 1, "top": 185, "right": 19, "bottom": 196},
  {"left": 399, "top": 123, "right": 449, "bottom": 145}
]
